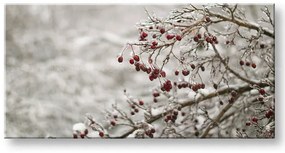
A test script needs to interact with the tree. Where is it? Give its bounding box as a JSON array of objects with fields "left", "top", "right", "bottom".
[{"left": 73, "top": 4, "right": 274, "bottom": 138}]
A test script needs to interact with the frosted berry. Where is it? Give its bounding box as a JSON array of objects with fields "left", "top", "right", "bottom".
[
  {"left": 265, "top": 110, "right": 274, "bottom": 118},
  {"left": 197, "top": 34, "right": 202, "bottom": 39},
  {"left": 84, "top": 129, "right": 88, "bottom": 135},
  {"left": 153, "top": 92, "right": 160, "bottom": 97},
  {"left": 160, "top": 71, "right": 166, "bottom": 78},
  {"left": 251, "top": 117, "right": 258, "bottom": 123},
  {"left": 133, "top": 55, "right": 140, "bottom": 61},
  {"left": 99, "top": 132, "right": 104, "bottom": 137},
  {"left": 110, "top": 121, "right": 116, "bottom": 126},
  {"left": 113, "top": 115, "right": 118, "bottom": 119},
  {"left": 150, "top": 128, "right": 156, "bottom": 133},
  {"left": 141, "top": 31, "right": 148, "bottom": 38},
  {"left": 139, "top": 100, "right": 144, "bottom": 105},
  {"left": 251, "top": 63, "right": 256, "bottom": 69},
  {"left": 182, "top": 69, "right": 190, "bottom": 76},
  {"left": 153, "top": 98, "right": 158, "bottom": 103},
  {"left": 134, "top": 108, "right": 139, "bottom": 113},
  {"left": 190, "top": 64, "right": 196, "bottom": 69},
  {"left": 213, "top": 83, "right": 218, "bottom": 89},
  {"left": 175, "top": 70, "right": 179, "bottom": 75},
  {"left": 205, "top": 16, "right": 211, "bottom": 22},
  {"left": 118, "top": 56, "right": 123, "bottom": 63},
  {"left": 201, "top": 66, "right": 205, "bottom": 71},
  {"left": 176, "top": 35, "right": 182, "bottom": 41},
  {"left": 193, "top": 36, "right": 199, "bottom": 42},
  {"left": 73, "top": 133, "right": 78, "bottom": 139},
  {"left": 160, "top": 28, "right": 165, "bottom": 34},
  {"left": 240, "top": 60, "right": 244, "bottom": 66},
  {"left": 259, "top": 88, "right": 266, "bottom": 95}
]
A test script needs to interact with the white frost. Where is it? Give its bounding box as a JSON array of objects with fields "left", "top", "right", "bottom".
[{"left": 72, "top": 123, "right": 86, "bottom": 133}]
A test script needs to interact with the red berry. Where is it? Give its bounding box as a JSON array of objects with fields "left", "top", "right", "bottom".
[
  {"left": 251, "top": 63, "right": 256, "bottom": 69},
  {"left": 175, "top": 70, "right": 179, "bottom": 76},
  {"left": 152, "top": 34, "right": 157, "bottom": 38},
  {"left": 118, "top": 56, "right": 123, "bottom": 63},
  {"left": 182, "top": 69, "right": 190, "bottom": 76},
  {"left": 139, "top": 100, "right": 144, "bottom": 105},
  {"left": 205, "top": 36, "right": 211, "bottom": 43},
  {"left": 84, "top": 129, "right": 88, "bottom": 135},
  {"left": 231, "top": 91, "right": 237, "bottom": 97},
  {"left": 246, "top": 62, "right": 251, "bottom": 66},
  {"left": 265, "top": 110, "right": 274, "bottom": 118},
  {"left": 150, "top": 128, "right": 156, "bottom": 133},
  {"left": 251, "top": 117, "right": 258, "bottom": 123},
  {"left": 141, "top": 31, "right": 148, "bottom": 38},
  {"left": 190, "top": 64, "right": 196, "bottom": 69},
  {"left": 153, "top": 98, "right": 158, "bottom": 103},
  {"left": 205, "top": 16, "right": 211, "bottom": 22},
  {"left": 160, "top": 28, "right": 165, "bottom": 34},
  {"left": 259, "top": 88, "right": 266, "bottom": 95},
  {"left": 201, "top": 66, "right": 205, "bottom": 71},
  {"left": 99, "top": 132, "right": 104, "bottom": 137},
  {"left": 212, "top": 36, "right": 217, "bottom": 41},
  {"left": 110, "top": 121, "right": 116, "bottom": 126},
  {"left": 153, "top": 92, "right": 160, "bottom": 97},
  {"left": 176, "top": 35, "right": 182, "bottom": 41},
  {"left": 73, "top": 133, "right": 78, "bottom": 139},
  {"left": 213, "top": 83, "right": 218, "bottom": 89},
  {"left": 134, "top": 108, "right": 139, "bottom": 113},
  {"left": 193, "top": 36, "right": 199, "bottom": 42},
  {"left": 240, "top": 60, "right": 244, "bottom": 66},
  {"left": 160, "top": 71, "right": 166, "bottom": 78},
  {"left": 131, "top": 111, "right": 135, "bottom": 115},
  {"left": 80, "top": 133, "right": 85, "bottom": 138},
  {"left": 152, "top": 41, "right": 158, "bottom": 46},
  {"left": 129, "top": 59, "right": 134, "bottom": 64},
  {"left": 197, "top": 34, "right": 202, "bottom": 39},
  {"left": 133, "top": 55, "right": 140, "bottom": 61},
  {"left": 166, "top": 34, "right": 175, "bottom": 40}
]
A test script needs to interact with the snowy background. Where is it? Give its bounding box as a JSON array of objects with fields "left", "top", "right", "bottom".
[{"left": 5, "top": 5, "right": 180, "bottom": 137}]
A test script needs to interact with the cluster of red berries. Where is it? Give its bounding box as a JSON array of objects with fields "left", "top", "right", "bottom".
[
  {"left": 177, "top": 81, "right": 190, "bottom": 89},
  {"left": 164, "top": 109, "right": 179, "bottom": 123},
  {"left": 149, "top": 68, "right": 166, "bottom": 81},
  {"left": 191, "top": 83, "right": 205, "bottom": 92},
  {"left": 73, "top": 129, "right": 89, "bottom": 139},
  {"left": 193, "top": 34, "right": 202, "bottom": 42},
  {"left": 161, "top": 80, "right": 172, "bottom": 92},
  {"left": 145, "top": 128, "right": 156, "bottom": 138},
  {"left": 152, "top": 91, "right": 160, "bottom": 103},
  {"left": 130, "top": 104, "right": 139, "bottom": 115},
  {"left": 139, "top": 31, "right": 148, "bottom": 41},
  {"left": 205, "top": 35, "right": 218, "bottom": 44},
  {"left": 239, "top": 60, "right": 257, "bottom": 69}
]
